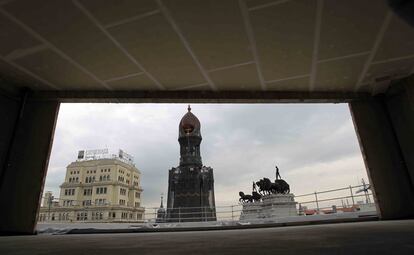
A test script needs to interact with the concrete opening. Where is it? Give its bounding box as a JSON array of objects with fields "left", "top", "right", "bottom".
[{"left": 25, "top": 102, "right": 373, "bottom": 231}]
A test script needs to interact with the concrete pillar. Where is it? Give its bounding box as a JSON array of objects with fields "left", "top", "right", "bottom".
[
  {"left": 385, "top": 79, "right": 414, "bottom": 187},
  {"left": 350, "top": 78, "right": 414, "bottom": 220},
  {"left": 0, "top": 90, "right": 59, "bottom": 234}
]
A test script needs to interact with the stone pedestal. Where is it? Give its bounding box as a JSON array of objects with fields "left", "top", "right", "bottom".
[{"left": 240, "top": 194, "right": 297, "bottom": 221}]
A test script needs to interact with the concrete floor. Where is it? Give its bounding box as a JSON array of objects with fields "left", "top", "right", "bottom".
[{"left": 1, "top": 220, "right": 413, "bottom": 255}]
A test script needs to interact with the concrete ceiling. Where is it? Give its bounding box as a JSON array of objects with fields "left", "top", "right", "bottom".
[{"left": 0, "top": 0, "right": 414, "bottom": 94}]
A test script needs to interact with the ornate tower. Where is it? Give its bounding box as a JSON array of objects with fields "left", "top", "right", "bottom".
[
  {"left": 166, "top": 105, "right": 216, "bottom": 222},
  {"left": 156, "top": 194, "right": 166, "bottom": 223}
]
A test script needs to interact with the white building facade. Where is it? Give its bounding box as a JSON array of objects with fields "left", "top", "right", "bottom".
[{"left": 38, "top": 155, "right": 144, "bottom": 222}]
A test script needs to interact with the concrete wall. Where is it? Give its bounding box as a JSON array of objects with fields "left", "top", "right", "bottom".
[
  {"left": 0, "top": 92, "right": 20, "bottom": 187},
  {"left": 350, "top": 78, "right": 414, "bottom": 219},
  {"left": 0, "top": 90, "right": 59, "bottom": 234}
]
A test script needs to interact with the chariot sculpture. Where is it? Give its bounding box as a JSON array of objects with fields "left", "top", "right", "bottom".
[{"left": 239, "top": 165, "right": 290, "bottom": 204}]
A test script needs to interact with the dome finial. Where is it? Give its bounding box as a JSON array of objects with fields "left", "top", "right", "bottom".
[{"left": 188, "top": 104, "right": 191, "bottom": 112}]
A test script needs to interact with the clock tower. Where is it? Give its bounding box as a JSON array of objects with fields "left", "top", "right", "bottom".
[{"left": 166, "top": 105, "right": 216, "bottom": 222}]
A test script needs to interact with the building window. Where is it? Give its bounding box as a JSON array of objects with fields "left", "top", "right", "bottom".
[
  {"left": 76, "top": 212, "right": 87, "bottom": 221},
  {"left": 92, "top": 212, "right": 104, "bottom": 220},
  {"left": 84, "top": 188, "right": 92, "bottom": 196},
  {"left": 120, "top": 188, "right": 127, "bottom": 196},
  {"left": 64, "top": 189, "right": 75, "bottom": 196},
  {"left": 135, "top": 192, "right": 140, "bottom": 198},
  {"left": 119, "top": 199, "right": 125, "bottom": 205},
  {"left": 135, "top": 202, "right": 140, "bottom": 207},
  {"left": 86, "top": 176, "right": 95, "bottom": 183},
  {"left": 82, "top": 200, "right": 91, "bottom": 206},
  {"left": 95, "top": 198, "right": 107, "bottom": 205},
  {"left": 96, "top": 187, "right": 107, "bottom": 194}
]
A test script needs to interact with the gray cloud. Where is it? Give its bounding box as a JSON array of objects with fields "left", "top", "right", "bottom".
[{"left": 44, "top": 103, "right": 368, "bottom": 208}]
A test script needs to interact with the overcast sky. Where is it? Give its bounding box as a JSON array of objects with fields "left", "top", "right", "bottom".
[{"left": 44, "top": 103, "right": 368, "bottom": 208}]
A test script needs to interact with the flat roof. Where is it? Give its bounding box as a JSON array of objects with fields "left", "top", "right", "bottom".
[{"left": 1, "top": 1, "right": 413, "bottom": 98}]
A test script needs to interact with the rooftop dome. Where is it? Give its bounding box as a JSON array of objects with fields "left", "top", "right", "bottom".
[{"left": 179, "top": 105, "right": 200, "bottom": 135}]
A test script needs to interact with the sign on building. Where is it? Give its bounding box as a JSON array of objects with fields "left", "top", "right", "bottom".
[
  {"left": 119, "top": 149, "right": 134, "bottom": 163},
  {"left": 78, "top": 148, "right": 109, "bottom": 160}
]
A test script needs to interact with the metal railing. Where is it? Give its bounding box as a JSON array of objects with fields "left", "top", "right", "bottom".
[
  {"left": 295, "top": 184, "right": 374, "bottom": 213},
  {"left": 39, "top": 183, "right": 375, "bottom": 223},
  {"left": 143, "top": 184, "right": 375, "bottom": 222}
]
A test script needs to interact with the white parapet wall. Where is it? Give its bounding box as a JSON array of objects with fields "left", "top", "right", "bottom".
[{"left": 240, "top": 194, "right": 298, "bottom": 221}]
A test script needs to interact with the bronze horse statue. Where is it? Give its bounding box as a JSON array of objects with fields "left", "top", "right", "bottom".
[
  {"left": 256, "top": 177, "right": 290, "bottom": 195},
  {"left": 239, "top": 191, "right": 263, "bottom": 203},
  {"left": 251, "top": 191, "right": 262, "bottom": 202},
  {"left": 239, "top": 191, "right": 253, "bottom": 203},
  {"left": 274, "top": 179, "right": 290, "bottom": 194},
  {"left": 255, "top": 178, "right": 274, "bottom": 195}
]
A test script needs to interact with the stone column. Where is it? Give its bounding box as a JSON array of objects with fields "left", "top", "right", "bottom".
[
  {"left": 349, "top": 78, "right": 414, "bottom": 219},
  {"left": 0, "top": 90, "right": 60, "bottom": 234}
]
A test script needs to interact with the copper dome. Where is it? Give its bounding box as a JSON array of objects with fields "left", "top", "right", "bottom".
[{"left": 179, "top": 105, "right": 200, "bottom": 135}]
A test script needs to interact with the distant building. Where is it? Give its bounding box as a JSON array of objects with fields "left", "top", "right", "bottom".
[
  {"left": 42, "top": 191, "right": 58, "bottom": 207},
  {"left": 156, "top": 194, "right": 166, "bottom": 223},
  {"left": 166, "top": 106, "right": 216, "bottom": 222},
  {"left": 38, "top": 150, "right": 144, "bottom": 222}
]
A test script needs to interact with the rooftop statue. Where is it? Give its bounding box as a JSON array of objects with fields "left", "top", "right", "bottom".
[{"left": 239, "top": 165, "right": 290, "bottom": 203}]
